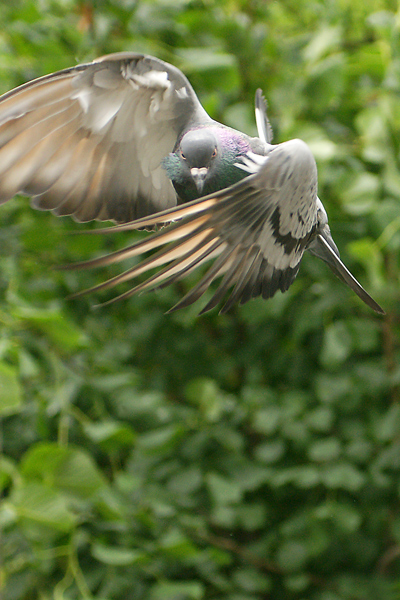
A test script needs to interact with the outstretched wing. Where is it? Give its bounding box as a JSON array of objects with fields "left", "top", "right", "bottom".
[
  {"left": 65, "top": 139, "right": 319, "bottom": 313},
  {"left": 0, "top": 52, "right": 211, "bottom": 222}
]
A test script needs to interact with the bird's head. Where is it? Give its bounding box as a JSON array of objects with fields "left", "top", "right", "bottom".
[
  {"left": 177, "top": 129, "right": 219, "bottom": 195},
  {"left": 163, "top": 127, "right": 252, "bottom": 202}
]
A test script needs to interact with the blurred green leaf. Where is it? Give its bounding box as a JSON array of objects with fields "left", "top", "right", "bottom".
[
  {"left": 320, "top": 321, "right": 352, "bottom": 369},
  {"left": 233, "top": 568, "right": 272, "bottom": 593},
  {"left": 185, "top": 378, "right": 227, "bottom": 421},
  {"left": 277, "top": 540, "right": 308, "bottom": 572},
  {"left": 138, "top": 425, "right": 185, "bottom": 453},
  {"left": 321, "top": 462, "right": 365, "bottom": 491},
  {"left": 206, "top": 472, "right": 242, "bottom": 505},
  {"left": 341, "top": 173, "right": 380, "bottom": 215},
  {"left": 167, "top": 466, "right": 202, "bottom": 495},
  {"left": 92, "top": 542, "right": 145, "bottom": 566},
  {"left": 83, "top": 420, "right": 136, "bottom": 450},
  {"left": 9, "top": 482, "right": 76, "bottom": 531},
  {"left": 13, "top": 305, "right": 88, "bottom": 352},
  {"left": 251, "top": 406, "right": 281, "bottom": 435},
  {"left": 308, "top": 437, "right": 342, "bottom": 462},
  {"left": 254, "top": 439, "right": 286, "bottom": 463},
  {"left": 0, "top": 362, "right": 22, "bottom": 415},
  {"left": 21, "top": 443, "right": 107, "bottom": 498},
  {"left": 304, "top": 26, "right": 342, "bottom": 63},
  {"left": 315, "top": 501, "right": 362, "bottom": 532},
  {"left": 149, "top": 580, "right": 205, "bottom": 600}
]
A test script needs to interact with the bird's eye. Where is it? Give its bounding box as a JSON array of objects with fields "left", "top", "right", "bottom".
[
  {"left": 180, "top": 151, "right": 186, "bottom": 159},
  {"left": 212, "top": 149, "right": 217, "bottom": 158}
]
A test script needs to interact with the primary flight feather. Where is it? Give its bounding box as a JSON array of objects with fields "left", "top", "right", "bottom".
[{"left": 0, "top": 52, "right": 384, "bottom": 314}]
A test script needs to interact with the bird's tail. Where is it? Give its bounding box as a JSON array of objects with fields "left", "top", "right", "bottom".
[{"left": 308, "top": 230, "right": 384, "bottom": 314}]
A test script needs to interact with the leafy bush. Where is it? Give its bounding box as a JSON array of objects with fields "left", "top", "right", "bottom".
[{"left": 1, "top": 1, "right": 399, "bottom": 599}]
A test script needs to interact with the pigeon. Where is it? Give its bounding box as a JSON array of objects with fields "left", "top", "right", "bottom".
[{"left": 0, "top": 52, "right": 384, "bottom": 314}]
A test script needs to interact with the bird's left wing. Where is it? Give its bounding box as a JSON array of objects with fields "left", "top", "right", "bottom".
[{"left": 66, "top": 139, "right": 318, "bottom": 313}]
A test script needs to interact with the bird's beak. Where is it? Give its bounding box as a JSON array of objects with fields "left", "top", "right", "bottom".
[{"left": 190, "top": 167, "right": 208, "bottom": 194}]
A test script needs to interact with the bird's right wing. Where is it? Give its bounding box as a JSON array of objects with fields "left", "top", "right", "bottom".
[
  {"left": 255, "top": 89, "right": 273, "bottom": 144},
  {"left": 64, "top": 139, "right": 319, "bottom": 313},
  {"left": 0, "top": 53, "right": 211, "bottom": 222}
]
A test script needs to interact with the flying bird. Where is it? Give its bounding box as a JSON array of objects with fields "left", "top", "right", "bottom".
[{"left": 0, "top": 52, "right": 384, "bottom": 314}]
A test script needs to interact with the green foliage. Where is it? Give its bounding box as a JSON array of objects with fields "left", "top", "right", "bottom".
[{"left": 1, "top": 1, "right": 400, "bottom": 599}]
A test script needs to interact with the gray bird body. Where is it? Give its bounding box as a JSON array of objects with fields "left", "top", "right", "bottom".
[{"left": 0, "top": 52, "right": 384, "bottom": 314}]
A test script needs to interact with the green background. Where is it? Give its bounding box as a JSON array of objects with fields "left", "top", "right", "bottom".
[{"left": 1, "top": 1, "right": 399, "bottom": 598}]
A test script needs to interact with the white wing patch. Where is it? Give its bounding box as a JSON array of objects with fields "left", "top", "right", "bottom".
[
  {"left": 176, "top": 86, "right": 189, "bottom": 99},
  {"left": 235, "top": 152, "right": 267, "bottom": 174},
  {"left": 71, "top": 88, "right": 91, "bottom": 113},
  {"left": 258, "top": 221, "right": 295, "bottom": 270},
  {"left": 72, "top": 87, "right": 126, "bottom": 133}
]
